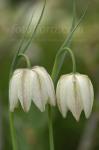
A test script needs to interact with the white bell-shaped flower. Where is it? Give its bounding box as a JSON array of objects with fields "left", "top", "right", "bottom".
[
  {"left": 9, "top": 66, "right": 56, "bottom": 112},
  {"left": 31, "top": 66, "right": 56, "bottom": 110},
  {"left": 56, "top": 73, "right": 94, "bottom": 121}
]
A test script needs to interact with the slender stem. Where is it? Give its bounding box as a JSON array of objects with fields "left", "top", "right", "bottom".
[
  {"left": 9, "top": 1, "right": 46, "bottom": 150},
  {"left": 18, "top": 53, "right": 31, "bottom": 68},
  {"left": 47, "top": 1, "right": 78, "bottom": 150},
  {"left": 48, "top": 106, "right": 54, "bottom": 150},
  {"left": 10, "top": 0, "right": 46, "bottom": 77},
  {"left": 9, "top": 112, "right": 17, "bottom": 150},
  {"left": 9, "top": 54, "right": 30, "bottom": 150},
  {"left": 63, "top": 47, "right": 76, "bottom": 73},
  {"left": 51, "top": 5, "right": 88, "bottom": 85}
]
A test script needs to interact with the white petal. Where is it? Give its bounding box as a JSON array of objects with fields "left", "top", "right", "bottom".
[
  {"left": 9, "top": 70, "right": 21, "bottom": 112},
  {"left": 32, "top": 66, "right": 56, "bottom": 106},
  {"left": 56, "top": 76, "right": 68, "bottom": 118},
  {"left": 76, "top": 75, "right": 94, "bottom": 118},
  {"left": 61, "top": 74, "right": 83, "bottom": 121},
  {"left": 31, "top": 71, "right": 46, "bottom": 112},
  {"left": 18, "top": 69, "right": 32, "bottom": 112}
]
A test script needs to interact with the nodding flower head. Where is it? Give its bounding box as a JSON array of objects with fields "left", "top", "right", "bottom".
[
  {"left": 56, "top": 73, "right": 94, "bottom": 121},
  {"left": 9, "top": 66, "right": 56, "bottom": 112}
]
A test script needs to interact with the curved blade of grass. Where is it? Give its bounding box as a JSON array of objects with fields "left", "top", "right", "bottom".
[
  {"left": 9, "top": 2, "right": 46, "bottom": 150},
  {"left": 21, "top": 0, "right": 46, "bottom": 54},
  {"left": 51, "top": 5, "right": 88, "bottom": 84},
  {"left": 10, "top": 0, "right": 46, "bottom": 77},
  {"left": 18, "top": 11, "right": 34, "bottom": 54},
  {"left": 69, "top": 0, "right": 76, "bottom": 42},
  {"left": 70, "top": 0, "right": 76, "bottom": 32},
  {"left": 10, "top": 11, "right": 34, "bottom": 77},
  {"left": 60, "top": 6, "right": 88, "bottom": 50},
  {"left": 51, "top": 0, "right": 77, "bottom": 83}
]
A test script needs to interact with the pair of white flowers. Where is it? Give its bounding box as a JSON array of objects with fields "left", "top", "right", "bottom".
[{"left": 9, "top": 66, "right": 94, "bottom": 121}]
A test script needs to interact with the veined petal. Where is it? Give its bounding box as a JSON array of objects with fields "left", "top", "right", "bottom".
[
  {"left": 18, "top": 69, "right": 32, "bottom": 112},
  {"left": 33, "top": 66, "right": 56, "bottom": 106},
  {"left": 31, "top": 70, "right": 47, "bottom": 112},
  {"left": 9, "top": 70, "right": 21, "bottom": 112},
  {"left": 56, "top": 76, "right": 68, "bottom": 118},
  {"left": 76, "top": 74, "right": 94, "bottom": 118},
  {"left": 63, "top": 74, "right": 83, "bottom": 121}
]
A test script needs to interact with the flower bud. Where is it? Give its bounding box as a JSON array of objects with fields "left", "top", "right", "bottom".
[
  {"left": 9, "top": 66, "right": 56, "bottom": 112},
  {"left": 56, "top": 73, "right": 94, "bottom": 121}
]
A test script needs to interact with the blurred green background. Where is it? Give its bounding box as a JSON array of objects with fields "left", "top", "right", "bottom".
[{"left": 0, "top": 0, "right": 99, "bottom": 150}]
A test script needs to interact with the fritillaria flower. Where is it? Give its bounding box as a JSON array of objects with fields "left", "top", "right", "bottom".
[
  {"left": 56, "top": 73, "right": 94, "bottom": 121},
  {"left": 9, "top": 66, "right": 56, "bottom": 112}
]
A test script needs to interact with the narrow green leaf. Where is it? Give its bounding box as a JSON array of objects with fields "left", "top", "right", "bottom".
[
  {"left": 59, "top": 4, "right": 88, "bottom": 53},
  {"left": 18, "top": 12, "right": 34, "bottom": 54},
  {"left": 9, "top": 11, "right": 34, "bottom": 77},
  {"left": 70, "top": 0, "right": 76, "bottom": 32},
  {"left": 10, "top": 0, "right": 46, "bottom": 77},
  {"left": 51, "top": 4, "right": 88, "bottom": 85},
  {"left": 21, "top": 0, "right": 46, "bottom": 54}
]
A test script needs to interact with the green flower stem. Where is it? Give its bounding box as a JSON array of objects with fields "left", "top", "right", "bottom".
[
  {"left": 9, "top": 1, "right": 46, "bottom": 150},
  {"left": 18, "top": 53, "right": 31, "bottom": 68},
  {"left": 51, "top": 4, "right": 87, "bottom": 85},
  {"left": 48, "top": 47, "right": 76, "bottom": 150},
  {"left": 63, "top": 47, "right": 76, "bottom": 73},
  {"left": 9, "top": 53, "right": 31, "bottom": 150},
  {"left": 47, "top": 0, "right": 88, "bottom": 149},
  {"left": 48, "top": 106, "right": 54, "bottom": 150},
  {"left": 10, "top": 0, "right": 46, "bottom": 77},
  {"left": 47, "top": 1, "right": 77, "bottom": 150},
  {"left": 9, "top": 112, "right": 17, "bottom": 150}
]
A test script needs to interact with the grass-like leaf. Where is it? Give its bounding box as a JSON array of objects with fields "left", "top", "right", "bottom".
[
  {"left": 21, "top": 0, "right": 46, "bottom": 54},
  {"left": 51, "top": 3, "right": 88, "bottom": 85},
  {"left": 10, "top": 0, "right": 46, "bottom": 77}
]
